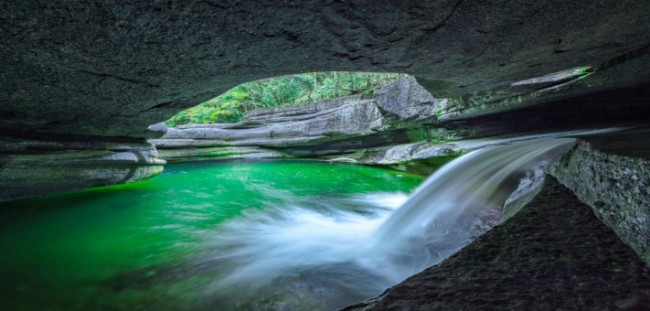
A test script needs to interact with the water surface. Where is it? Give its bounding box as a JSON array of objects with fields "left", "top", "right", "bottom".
[{"left": 0, "top": 160, "right": 424, "bottom": 311}]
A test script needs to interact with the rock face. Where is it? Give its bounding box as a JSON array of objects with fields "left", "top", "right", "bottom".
[
  {"left": 0, "top": 137, "right": 165, "bottom": 202},
  {"left": 549, "top": 130, "right": 650, "bottom": 265},
  {"left": 2, "top": 1, "right": 650, "bottom": 139},
  {"left": 158, "top": 98, "right": 387, "bottom": 147},
  {"left": 151, "top": 77, "right": 447, "bottom": 162},
  {"left": 1, "top": 3, "right": 649, "bottom": 307},
  {"left": 341, "top": 177, "right": 650, "bottom": 311},
  {"left": 373, "top": 75, "right": 439, "bottom": 120},
  {"left": 244, "top": 96, "right": 359, "bottom": 122},
  {"left": 152, "top": 73, "right": 650, "bottom": 167}
]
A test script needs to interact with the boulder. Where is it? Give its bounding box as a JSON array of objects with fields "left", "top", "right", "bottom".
[
  {"left": 374, "top": 76, "right": 442, "bottom": 120},
  {"left": 341, "top": 177, "right": 650, "bottom": 311}
]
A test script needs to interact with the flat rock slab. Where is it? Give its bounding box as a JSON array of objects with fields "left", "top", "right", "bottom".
[{"left": 342, "top": 177, "right": 650, "bottom": 311}]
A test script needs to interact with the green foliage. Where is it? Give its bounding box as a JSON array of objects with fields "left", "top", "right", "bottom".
[
  {"left": 166, "top": 72, "right": 407, "bottom": 126},
  {"left": 576, "top": 66, "right": 592, "bottom": 74}
]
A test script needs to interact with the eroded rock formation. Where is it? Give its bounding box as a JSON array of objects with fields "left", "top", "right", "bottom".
[
  {"left": 151, "top": 76, "right": 444, "bottom": 163},
  {"left": 1, "top": 2, "right": 650, "bottom": 310},
  {"left": 1, "top": 1, "right": 650, "bottom": 139},
  {"left": 341, "top": 177, "right": 650, "bottom": 311},
  {"left": 2, "top": 1, "right": 650, "bottom": 200},
  {"left": 550, "top": 130, "right": 650, "bottom": 265},
  {"left": 0, "top": 136, "right": 164, "bottom": 202}
]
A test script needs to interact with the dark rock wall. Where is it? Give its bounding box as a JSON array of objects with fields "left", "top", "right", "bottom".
[
  {"left": 442, "top": 82, "right": 650, "bottom": 138},
  {"left": 549, "top": 130, "right": 650, "bottom": 266},
  {"left": 342, "top": 177, "right": 650, "bottom": 311},
  {"left": 0, "top": 3, "right": 649, "bottom": 307}
]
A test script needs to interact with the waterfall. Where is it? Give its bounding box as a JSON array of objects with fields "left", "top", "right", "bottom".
[
  {"left": 188, "top": 137, "right": 579, "bottom": 309},
  {"left": 371, "top": 137, "right": 576, "bottom": 255}
]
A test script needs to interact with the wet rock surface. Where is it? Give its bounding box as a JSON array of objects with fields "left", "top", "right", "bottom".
[
  {"left": 550, "top": 129, "right": 650, "bottom": 265},
  {"left": 0, "top": 136, "right": 165, "bottom": 202},
  {"left": 319, "top": 134, "right": 553, "bottom": 175},
  {"left": 157, "top": 146, "right": 291, "bottom": 163},
  {"left": 156, "top": 99, "right": 386, "bottom": 147},
  {"left": 342, "top": 177, "right": 650, "bottom": 311}
]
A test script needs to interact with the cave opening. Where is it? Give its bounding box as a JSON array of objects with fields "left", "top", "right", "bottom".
[{"left": 2, "top": 1, "right": 650, "bottom": 310}]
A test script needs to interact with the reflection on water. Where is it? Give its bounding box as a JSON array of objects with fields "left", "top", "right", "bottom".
[{"left": 0, "top": 160, "right": 423, "bottom": 311}]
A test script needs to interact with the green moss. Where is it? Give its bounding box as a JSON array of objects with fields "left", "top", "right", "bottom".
[{"left": 576, "top": 66, "right": 592, "bottom": 74}]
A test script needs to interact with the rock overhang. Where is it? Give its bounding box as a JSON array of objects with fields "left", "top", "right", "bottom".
[{"left": 1, "top": 0, "right": 650, "bottom": 139}]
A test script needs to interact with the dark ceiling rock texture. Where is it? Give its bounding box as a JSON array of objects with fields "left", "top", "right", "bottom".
[{"left": 1, "top": 0, "right": 650, "bottom": 138}]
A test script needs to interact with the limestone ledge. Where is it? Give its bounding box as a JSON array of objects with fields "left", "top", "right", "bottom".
[
  {"left": 153, "top": 77, "right": 442, "bottom": 150},
  {"left": 0, "top": 138, "right": 165, "bottom": 202}
]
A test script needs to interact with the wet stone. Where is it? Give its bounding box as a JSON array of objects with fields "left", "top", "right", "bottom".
[{"left": 341, "top": 177, "right": 650, "bottom": 311}]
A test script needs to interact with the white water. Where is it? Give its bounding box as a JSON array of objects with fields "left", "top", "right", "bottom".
[
  {"left": 204, "top": 193, "right": 408, "bottom": 287},
  {"left": 372, "top": 137, "right": 576, "bottom": 252},
  {"left": 199, "top": 137, "right": 577, "bottom": 307}
]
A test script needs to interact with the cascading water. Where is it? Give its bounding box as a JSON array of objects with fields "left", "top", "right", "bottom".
[
  {"left": 1, "top": 137, "right": 579, "bottom": 311},
  {"left": 371, "top": 137, "right": 577, "bottom": 254},
  {"left": 195, "top": 137, "right": 577, "bottom": 309}
]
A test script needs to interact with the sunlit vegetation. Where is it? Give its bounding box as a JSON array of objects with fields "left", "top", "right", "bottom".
[{"left": 166, "top": 72, "right": 406, "bottom": 126}]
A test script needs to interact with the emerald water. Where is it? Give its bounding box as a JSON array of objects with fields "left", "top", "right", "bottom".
[
  {"left": 2, "top": 137, "right": 576, "bottom": 310},
  {"left": 0, "top": 160, "right": 425, "bottom": 311}
]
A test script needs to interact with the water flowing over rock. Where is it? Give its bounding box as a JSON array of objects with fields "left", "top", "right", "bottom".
[
  {"left": 1, "top": 0, "right": 650, "bottom": 200},
  {"left": 341, "top": 177, "right": 650, "bottom": 311},
  {"left": 371, "top": 138, "right": 576, "bottom": 253},
  {"left": 1, "top": 2, "right": 650, "bottom": 310}
]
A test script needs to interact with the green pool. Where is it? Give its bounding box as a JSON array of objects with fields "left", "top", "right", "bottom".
[{"left": 0, "top": 160, "right": 423, "bottom": 311}]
